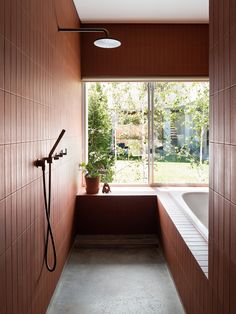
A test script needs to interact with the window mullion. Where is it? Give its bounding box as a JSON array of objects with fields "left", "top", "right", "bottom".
[{"left": 148, "top": 82, "right": 154, "bottom": 184}]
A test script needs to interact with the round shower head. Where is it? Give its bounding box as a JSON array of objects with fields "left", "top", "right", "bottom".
[
  {"left": 58, "top": 27, "right": 121, "bottom": 49},
  {"left": 94, "top": 37, "right": 121, "bottom": 49}
]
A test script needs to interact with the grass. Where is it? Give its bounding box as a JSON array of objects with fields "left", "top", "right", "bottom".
[
  {"left": 154, "top": 161, "right": 209, "bottom": 183},
  {"left": 113, "top": 160, "right": 209, "bottom": 184}
]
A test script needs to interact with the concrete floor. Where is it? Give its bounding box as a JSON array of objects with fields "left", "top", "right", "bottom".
[{"left": 47, "top": 247, "right": 185, "bottom": 314}]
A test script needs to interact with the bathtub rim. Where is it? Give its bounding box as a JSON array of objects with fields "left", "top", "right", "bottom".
[{"left": 157, "top": 187, "right": 209, "bottom": 241}]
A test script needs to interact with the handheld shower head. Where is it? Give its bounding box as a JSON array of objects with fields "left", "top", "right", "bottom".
[{"left": 48, "top": 129, "right": 66, "bottom": 158}]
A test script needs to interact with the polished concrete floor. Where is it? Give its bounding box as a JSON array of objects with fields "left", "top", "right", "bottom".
[{"left": 47, "top": 246, "right": 185, "bottom": 314}]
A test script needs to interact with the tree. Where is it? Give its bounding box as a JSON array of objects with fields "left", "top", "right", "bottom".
[
  {"left": 152, "top": 82, "right": 209, "bottom": 171},
  {"left": 88, "top": 83, "right": 114, "bottom": 182},
  {"left": 184, "top": 83, "right": 209, "bottom": 165},
  {"left": 107, "top": 82, "right": 148, "bottom": 159},
  {"left": 153, "top": 82, "right": 189, "bottom": 158}
]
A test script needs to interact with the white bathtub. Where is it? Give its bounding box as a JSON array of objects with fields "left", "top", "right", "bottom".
[
  {"left": 158, "top": 188, "right": 209, "bottom": 240},
  {"left": 182, "top": 192, "right": 208, "bottom": 228},
  {"left": 179, "top": 189, "right": 208, "bottom": 240}
]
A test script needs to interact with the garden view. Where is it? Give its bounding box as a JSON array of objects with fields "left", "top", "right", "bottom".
[{"left": 86, "top": 82, "right": 209, "bottom": 184}]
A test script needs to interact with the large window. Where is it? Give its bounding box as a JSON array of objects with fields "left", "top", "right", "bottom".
[{"left": 84, "top": 81, "right": 209, "bottom": 185}]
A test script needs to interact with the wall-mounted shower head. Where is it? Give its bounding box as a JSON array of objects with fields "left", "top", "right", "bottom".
[
  {"left": 34, "top": 129, "right": 67, "bottom": 169},
  {"left": 48, "top": 129, "right": 66, "bottom": 158}
]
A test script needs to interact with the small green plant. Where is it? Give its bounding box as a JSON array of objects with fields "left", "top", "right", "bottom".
[
  {"left": 79, "top": 161, "right": 100, "bottom": 178},
  {"left": 79, "top": 153, "right": 106, "bottom": 178},
  {"left": 79, "top": 152, "right": 114, "bottom": 181}
]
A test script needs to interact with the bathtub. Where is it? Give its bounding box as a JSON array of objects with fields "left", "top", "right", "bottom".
[
  {"left": 158, "top": 188, "right": 209, "bottom": 240},
  {"left": 182, "top": 192, "right": 208, "bottom": 229}
]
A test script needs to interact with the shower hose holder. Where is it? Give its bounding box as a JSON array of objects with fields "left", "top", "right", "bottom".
[{"left": 34, "top": 149, "right": 67, "bottom": 169}]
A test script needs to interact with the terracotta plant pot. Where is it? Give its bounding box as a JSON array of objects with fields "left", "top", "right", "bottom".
[{"left": 85, "top": 175, "right": 100, "bottom": 194}]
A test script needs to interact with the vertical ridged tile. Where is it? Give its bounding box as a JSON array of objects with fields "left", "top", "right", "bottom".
[
  {"left": 11, "top": 242, "right": 18, "bottom": 314},
  {"left": 81, "top": 24, "right": 209, "bottom": 78},
  {"left": 0, "top": 35, "right": 4, "bottom": 90},
  {"left": 0, "top": 145, "right": 5, "bottom": 199},
  {"left": 5, "top": 195, "right": 12, "bottom": 249},
  {"left": 230, "top": 146, "right": 236, "bottom": 204},
  {"left": 0, "top": 0, "right": 4, "bottom": 37},
  {"left": 230, "top": 86, "right": 236, "bottom": 145},
  {"left": 0, "top": 252, "right": 6, "bottom": 314},
  {"left": 0, "top": 91, "right": 4, "bottom": 146},
  {"left": 1, "top": 0, "right": 79, "bottom": 312},
  {"left": 0, "top": 199, "right": 6, "bottom": 255},
  {"left": 224, "top": 145, "right": 231, "bottom": 200},
  {"left": 6, "top": 247, "right": 13, "bottom": 314}
]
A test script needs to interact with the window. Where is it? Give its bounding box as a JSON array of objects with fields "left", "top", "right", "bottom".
[{"left": 84, "top": 81, "right": 209, "bottom": 185}]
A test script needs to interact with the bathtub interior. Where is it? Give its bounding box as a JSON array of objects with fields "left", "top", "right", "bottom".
[
  {"left": 163, "top": 187, "right": 209, "bottom": 241},
  {"left": 182, "top": 192, "right": 209, "bottom": 228}
]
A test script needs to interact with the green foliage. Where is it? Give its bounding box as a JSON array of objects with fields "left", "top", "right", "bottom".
[
  {"left": 85, "top": 81, "right": 209, "bottom": 184},
  {"left": 121, "top": 112, "right": 141, "bottom": 125},
  {"left": 87, "top": 83, "right": 114, "bottom": 182},
  {"left": 153, "top": 82, "right": 209, "bottom": 167},
  {"left": 108, "top": 82, "right": 147, "bottom": 127},
  {"left": 184, "top": 83, "right": 209, "bottom": 164}
]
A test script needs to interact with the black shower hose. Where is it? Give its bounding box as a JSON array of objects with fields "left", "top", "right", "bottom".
[{"left": 42, "top": 162, "right": 57, "bottom": 272}]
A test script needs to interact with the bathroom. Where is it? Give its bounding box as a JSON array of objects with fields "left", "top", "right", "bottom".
[{"left": 0, "top": 0, "right": 234, "bottom": 313}]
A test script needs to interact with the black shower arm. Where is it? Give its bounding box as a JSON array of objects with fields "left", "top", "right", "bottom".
[{"left": 58, "top": 27, "right": 110, "bottom": 38}]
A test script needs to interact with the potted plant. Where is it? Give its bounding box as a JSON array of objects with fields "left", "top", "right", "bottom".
[
  {"left": 79, "top": 153, "right": 108, "bottom": 194},
  {"left": 79, "top": 161, "right": 100, "bottom": 194}
]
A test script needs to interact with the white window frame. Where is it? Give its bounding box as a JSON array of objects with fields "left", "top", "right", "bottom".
[{"left": 82, "top": 79, "right": 209, "bottom": 187}]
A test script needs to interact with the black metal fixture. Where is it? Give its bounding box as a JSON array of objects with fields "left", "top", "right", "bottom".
[
  {"left": 34, "top": 129, "right": 67, "bottom": 272},
  {"left": 53, "top": 0, "right": 121, "bottom": 49},
  {"left": 58, "top": 27, "right": 121, "bottom": 49}
]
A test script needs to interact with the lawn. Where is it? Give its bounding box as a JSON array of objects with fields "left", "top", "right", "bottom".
[
  {"left": 154, "top": 161, "right": 209, "bottom": 184},
  {"left": 113, "top": 160, "right": 209, "bottom": 184}
]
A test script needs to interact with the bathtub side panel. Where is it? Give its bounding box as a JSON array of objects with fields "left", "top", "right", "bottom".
[{"left": 157, "top": 198, "right": 211, "bottom": 314}]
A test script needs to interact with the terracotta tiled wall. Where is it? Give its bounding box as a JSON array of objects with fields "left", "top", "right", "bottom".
[
  {"left": 158, "top": 200, "right": 211, "bottom": 313},
  {"left": 162, "top": 0, "right": 236, "bottom": 312},
  {"left": 0, "top": 0, "right": 82, "bottom": 313},
  {"left": 209, "top": 0, "right": 235, "bottom": 312},
  {"left": 81, "top": 23, "right": 209, "bottom": 79}
]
